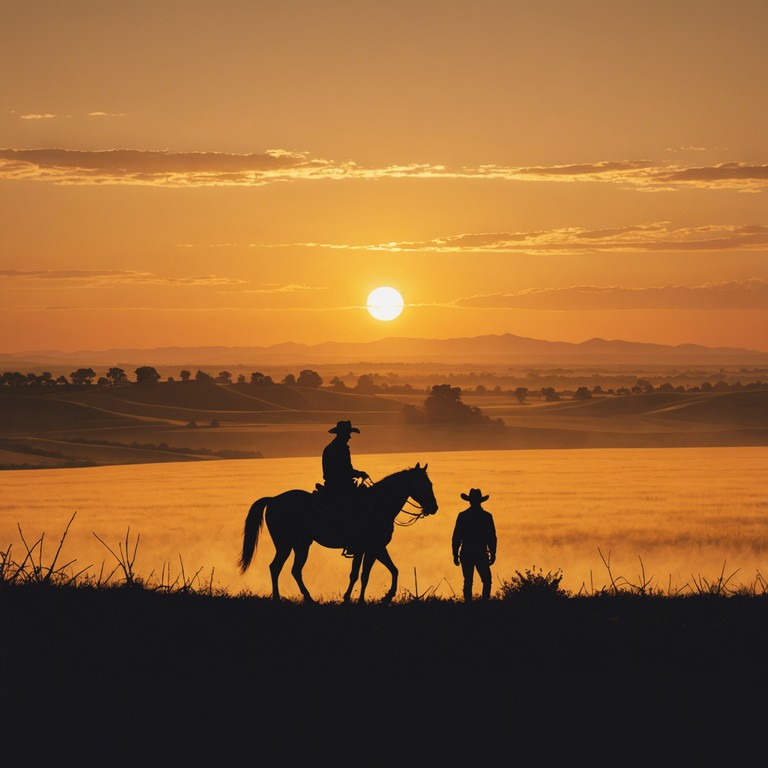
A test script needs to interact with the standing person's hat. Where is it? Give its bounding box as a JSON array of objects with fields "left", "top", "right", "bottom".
[
  {"left": 461, "top": 488, "right": 489, "bottom": 504},
  {"left": 329, "top": 420, "right": 360, "bottom": 434}
]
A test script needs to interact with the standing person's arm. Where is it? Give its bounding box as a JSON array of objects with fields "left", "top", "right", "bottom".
[
  {"left": 452, "top": 517, "right": 462, "bottom": 565},
  {"left": 487, "top": 514, "right": 497, "bottom": 565}
]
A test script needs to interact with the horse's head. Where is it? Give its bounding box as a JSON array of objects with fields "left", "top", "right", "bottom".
[{"left": 409, "top": 462, "right": 438, "bottom": 516}]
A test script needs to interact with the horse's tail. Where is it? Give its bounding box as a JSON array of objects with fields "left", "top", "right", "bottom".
[{"left": 238, "top": 496, "right": 270, "bottom": 573}]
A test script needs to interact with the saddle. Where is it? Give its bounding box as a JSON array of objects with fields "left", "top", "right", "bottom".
[{"left": 313, "top": 482, "right": 368, "bottom": 558}]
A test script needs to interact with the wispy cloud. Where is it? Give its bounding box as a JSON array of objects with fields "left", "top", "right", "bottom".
[
  {"left": 0, "top": 148, "right": 766, "bottom": 191},
  {"left": 19, "top": 114, "right": 58, "bottom": 120},
  {"left": 452, "top": 279, "right": 768, "bottom": 311},
  {"left": 87, "top": 111, "right": 126, "bottom": 118},
  {"left": 0, "top": 269, "right": 245, "bottom": 286},
  {"left": 233, "top": 283, "right": 325, "bottom": 293},
  {"left": 260, "top": 223, "right": 768, "bottom": 255}
]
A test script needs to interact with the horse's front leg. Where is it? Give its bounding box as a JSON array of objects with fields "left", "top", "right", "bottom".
[
  {"left": 376, "top": 547, "right": 399, "bottom": 603},
  {"left": 358, "top": 551, "right": 379, "bottom": 603},
  {"left": 343, "top": 553, "right": 363, "bottom": 602},
  {"left": 290, "top": 542, "right": 315, "bottom": 603}
]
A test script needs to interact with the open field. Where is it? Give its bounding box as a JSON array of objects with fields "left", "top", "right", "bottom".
[
  {"left": 3, "top": 447, "right": 767, "bottom": 600},
  {"left": 2, "top": 382, "right": 768, "bottom": 468}
]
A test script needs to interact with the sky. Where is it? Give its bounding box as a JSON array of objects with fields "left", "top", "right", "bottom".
[{"left": 2, "top": 0, "right": 768, "bottom": 354}]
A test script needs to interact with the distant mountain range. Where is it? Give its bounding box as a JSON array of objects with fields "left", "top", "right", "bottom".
[{"left": 3, "top": 334, "right": 768, "bottom": 368}]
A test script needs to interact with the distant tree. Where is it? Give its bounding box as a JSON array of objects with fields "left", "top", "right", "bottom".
[
  {"left": 475, "top": 384, "right": 487, "bottom": 394},
  {"left": 107, "top": 367, "right": 128, "bottom": 385},
  {"left": 617, "top": 387, "right": 631, "bottom": 396},
  {"left": 250, "top": 371, "right": 270, "bottom": 384},
  {"left": 55, "top": 375, "right": 68, "bottom": 386},
  {"left": 167, "top": 376, "right": 175, "bottom": 382},
  {"left": 297, "top": 369, "right": 323, "bottom": 388},
  {"left": 97, "top": 376, "right": 110, "bottom": 387},
  {"left": 354, "top": 374, "right": 376, "bottom": 394},
  {"left": 329, "top": 376, "right": 348, "bottom": 391},
  {"left": 39, "top": 371, "right": 53, "bottom": 386},
  {"left": 195, "top": 370, "right": 213, "bottom": 382},
  {"left": 513, "top": 386, "right": 529, "bottom": 404},
  {"left": 135, "top": 366, "right": 161, "bottom": 384},
  {"left": 216, "top": 371, "right": 232, "bottom": 384},
  {"left": 179, "top": 370, "right": 191, "bottom": 382},
  {"left": 420, "top": 384, "right": 496, "bottom": 424},
  {"left": 635, "top": 378, "right": 654, "bottom": 393},
  {"left": 237, "top": 374, "right": 246, "bottom": 384},
  {"left": 282, "top": 373, "right": 296, "bottom": 386},
  {"left": 592, "top": 385, "right": 605, "bottom": 395},
  {"left": 573, "top": 386, "right": 592, "bottom": 400},
  {"left": 540, "top": 386, "right": 560, "bottom": 402},
  {"left": 658, "top": 382, "right": 674, "bottom": 393},
  {"left": 70, "top": 368, "right": 96, "bottom": 386}
]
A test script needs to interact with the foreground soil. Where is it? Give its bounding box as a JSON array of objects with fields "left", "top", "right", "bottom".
[{"left": 4, "top": 587, "right": 767, "bottom": 767}]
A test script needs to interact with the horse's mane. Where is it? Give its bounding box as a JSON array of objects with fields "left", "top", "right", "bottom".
[{"left": 371, "top": 465, "right": 422, "bottom": 491}]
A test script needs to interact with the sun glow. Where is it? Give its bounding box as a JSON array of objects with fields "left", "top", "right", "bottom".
[{"left": 366, "top": 286, "right": 404, "bottom": 321}]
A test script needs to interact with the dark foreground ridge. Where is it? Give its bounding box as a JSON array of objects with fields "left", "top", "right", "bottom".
[{"left": 4, "top": 585, "right": 767, "bottom": 767}]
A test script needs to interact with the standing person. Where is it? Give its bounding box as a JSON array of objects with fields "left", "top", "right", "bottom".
[
  {"left": 452, "top": 488, "right": 497, "bottom": 602},
  {"left": 322, "top": 420, "right": 369, "bottom": 555}
]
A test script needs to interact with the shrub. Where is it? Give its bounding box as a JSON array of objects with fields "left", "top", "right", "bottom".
[{"left": 497, "top": 565, "right": 568, "bottom": 599}]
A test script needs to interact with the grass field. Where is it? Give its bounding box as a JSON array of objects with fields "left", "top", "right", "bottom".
[{"left": 3, "top": 447, "right": 767, "bottom": 600}]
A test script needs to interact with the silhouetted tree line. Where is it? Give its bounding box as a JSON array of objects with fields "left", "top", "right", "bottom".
[{"left": 2, "top": 367, "right": 767, "bottom": 400}]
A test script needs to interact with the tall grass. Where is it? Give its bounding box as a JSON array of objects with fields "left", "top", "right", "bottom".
[{"left": 3, "top": 515, "right": 768, "bottom": 601}]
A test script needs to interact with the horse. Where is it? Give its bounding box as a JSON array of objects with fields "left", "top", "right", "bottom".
[{"left": 238, "top": 462, "right": 438, "bottom": 603}]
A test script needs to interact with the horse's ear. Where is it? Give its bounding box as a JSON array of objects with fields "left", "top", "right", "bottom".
[
  {"left": 423, "top": 462, "right": 428, "bottom": 471},
  {"left": 415, "top": 462, "right": 421, "bottom": 469}
]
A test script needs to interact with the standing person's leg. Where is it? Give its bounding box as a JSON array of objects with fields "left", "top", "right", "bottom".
[
  {"left": 476, "top": 559, "right": 492, "bottom": 600},
  {"left": 461, "top": 558, "right": 475, "bottom": 602}
]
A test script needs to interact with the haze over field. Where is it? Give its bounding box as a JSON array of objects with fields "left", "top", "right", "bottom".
[{"left": 3, "top": 448, "right": 767, "bottom": 600}]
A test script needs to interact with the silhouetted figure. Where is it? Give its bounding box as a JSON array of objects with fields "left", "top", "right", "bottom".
[
  {"left": 452, "top": 488, "right": 497, "bottom": 601},
  {"left": 322, "top": 420, "right": 369, "bottom": 556}
]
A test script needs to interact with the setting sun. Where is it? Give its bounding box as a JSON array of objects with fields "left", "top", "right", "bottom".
[{"left": 366, "top": 286, "right": 404, "bottom": 321}]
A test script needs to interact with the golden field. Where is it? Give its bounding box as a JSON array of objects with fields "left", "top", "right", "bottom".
[{"left": 2, "top": 446, "right": 767, "bottom": 600}]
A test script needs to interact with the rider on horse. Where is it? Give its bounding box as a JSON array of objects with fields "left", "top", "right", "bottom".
[{"left": 321, "top": 420, "right": 369, "bottom": 556}]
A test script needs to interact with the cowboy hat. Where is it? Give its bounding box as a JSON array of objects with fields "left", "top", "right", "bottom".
[
  {"left": 461, "top": 488, "right": 489, "bottom": 504},
  {"left": 328, "top": 420, "right": 360, "bottom": 434}
]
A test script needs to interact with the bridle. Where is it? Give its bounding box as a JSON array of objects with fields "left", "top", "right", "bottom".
[{"left": 361, "top": 474, "right": 433, "bottom": 527}]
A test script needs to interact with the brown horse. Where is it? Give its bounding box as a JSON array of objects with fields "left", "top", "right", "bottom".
[{"left": 238, "top": 463, "right": 438, "bottom": 602}]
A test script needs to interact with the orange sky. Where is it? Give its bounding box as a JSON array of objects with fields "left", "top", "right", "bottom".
[{"left": 2, "top": 0, "right": 767, "bottom": 353}]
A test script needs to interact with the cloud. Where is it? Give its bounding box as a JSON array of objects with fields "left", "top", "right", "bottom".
[
  {"left": 264, "top": 223, "right": 768, "bottom": 255},
  {"left": 0, "top": 148, "right": 766, "bottom": 191},
  {"left": 0, "top": 269, "right": 245, "bottom": 286},
  {"left": 19, "top": 114, "right": 58, "bottom": 120},
  {"left": 88, "top": 112, "right": 126, "bottom": 118},
  {"left": 234, "top": 283, "right": 325, "bottom": 293},
  {"left": 452, "top": 280, "right": 768, "bottom": 311}
]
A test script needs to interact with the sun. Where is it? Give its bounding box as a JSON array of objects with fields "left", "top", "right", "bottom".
[{"left": 366, "top": 286, "right": 404, "bottom": 321}]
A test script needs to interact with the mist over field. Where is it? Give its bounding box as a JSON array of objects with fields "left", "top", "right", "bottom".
[{"left": 3, "top": 447, "right": 767, "bottom": 600}]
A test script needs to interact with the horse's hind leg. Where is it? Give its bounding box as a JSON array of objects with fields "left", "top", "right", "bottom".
[
  {"left": 269, "top": 546, "right": 291, "bottom": 601},
  {"left": 290, "top": 542, "right": 315, "bottom": 603}
]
